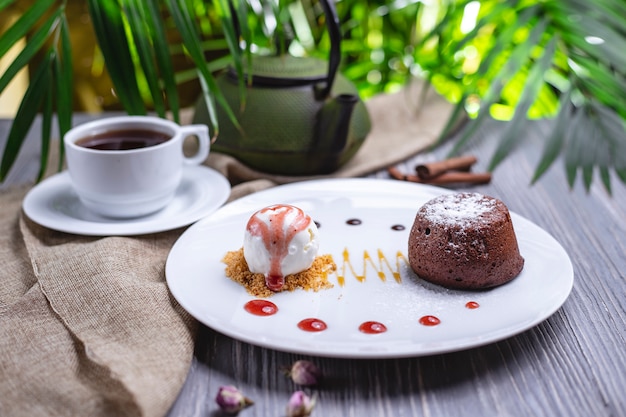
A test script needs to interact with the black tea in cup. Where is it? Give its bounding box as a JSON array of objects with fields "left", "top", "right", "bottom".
[{"left": 76, "top": 129, "right": 171, "bottom": 151}]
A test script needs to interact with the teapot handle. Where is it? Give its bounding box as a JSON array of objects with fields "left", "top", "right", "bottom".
[{"left": 319, "top": 0, "right": 342, "bottom": 98}]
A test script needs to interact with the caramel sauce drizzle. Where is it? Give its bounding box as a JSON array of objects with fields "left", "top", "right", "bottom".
[{"left": 335, "top": 248, "right": 406, "bottom": 286}]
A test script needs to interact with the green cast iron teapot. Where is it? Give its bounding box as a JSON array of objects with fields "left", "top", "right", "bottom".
[{"left": 192, "top": 0, "right": 371, "bottom": 176}]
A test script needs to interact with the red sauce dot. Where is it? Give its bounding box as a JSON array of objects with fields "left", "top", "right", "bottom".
[
  {"left": 359, "top": 321, "right": 387, "bottom": 334},
  {"left": 419, "top": 315, "right": 441, "bottom": 326},
  {"left": 244, "top": 300, "right": 278, "bottom": 316},
  {"left": 465, "top": 301, "right": 480, "bottom": 309},
  {"left": 297, "top": 318, "right": 327, "bottom": 332}
]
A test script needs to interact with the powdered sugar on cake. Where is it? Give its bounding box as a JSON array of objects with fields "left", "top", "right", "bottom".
[
  {"left": 421, "top": 193, "right": 497, "bottom": 227},
  {"left": 408, "top": 192, "right": 524, "bottom": 289}
]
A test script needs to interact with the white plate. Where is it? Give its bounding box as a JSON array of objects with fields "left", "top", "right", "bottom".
[
  {"left": 166, "top": 179, "right": 573, "bottom": 358},
  {"left": 23, "top": 165, "right": 230, "bottom": 236}
]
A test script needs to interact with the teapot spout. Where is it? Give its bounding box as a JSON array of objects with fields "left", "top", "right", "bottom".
[{"left": 314, "top": 94, "right": 359, "bottom": 159}]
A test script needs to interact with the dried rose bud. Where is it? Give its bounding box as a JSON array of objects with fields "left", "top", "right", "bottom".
[
  {"left": 288, "top": 360, "right": 322, "bottom": 386},
  {"left": 215, "top": 385, "right": 253, "bottom": 414},
  {"left": 286, "top": 391, "right": 316, "bottom": 417}
]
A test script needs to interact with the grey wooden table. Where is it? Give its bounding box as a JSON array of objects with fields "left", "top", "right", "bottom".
[{"left": 2, "top": 116, "right": 625, "bottom": 417}]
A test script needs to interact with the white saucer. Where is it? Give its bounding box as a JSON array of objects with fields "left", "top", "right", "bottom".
[{"left": 22, "top": 165, "right": 231, "bottom": 236}]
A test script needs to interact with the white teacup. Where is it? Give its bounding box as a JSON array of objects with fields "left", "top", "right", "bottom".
[{"left": 64, "top": 116, "right": 210, "bottom": 218}]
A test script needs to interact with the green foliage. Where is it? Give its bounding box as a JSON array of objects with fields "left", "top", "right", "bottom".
[
  {"left": 0, "top": 0, "right": 71, "bottom": 181},
  {"left": 1, "top": 0, "right": 625, "bottom": 192},
  {"left": 333, "top": 0, "right": 626, "bottom": 192}
]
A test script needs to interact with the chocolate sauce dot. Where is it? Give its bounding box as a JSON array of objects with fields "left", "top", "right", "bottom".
[
  {"left": 314, "top": 221, "right": 321, "bottom": 228},
  {"left": 391, "top": 224, "right": 405, "bottom": 231},
  {"left": 346, "top": 218, "right": 362, "bottom": 226}
]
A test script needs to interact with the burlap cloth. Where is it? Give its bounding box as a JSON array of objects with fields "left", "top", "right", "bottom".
[{"left": 0, "top": 80, "right": 453, "bottom": 417}]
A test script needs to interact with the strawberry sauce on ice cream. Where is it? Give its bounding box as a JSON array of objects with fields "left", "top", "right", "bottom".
[{"left": 243, "top": 204, "right": 320, "bottom": 291}]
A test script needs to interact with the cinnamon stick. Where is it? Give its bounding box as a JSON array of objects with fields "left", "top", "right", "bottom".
[
  {"left": 421, "top": 171, "right": 491, "bottom": 185},
  {"left": 388, "top": 167, "right": 421, "bottom": 183},
  {"left": 388, "top": 167, "right": 491, "bottom": 185},
  {"left": 415, "top": 155, "right": 477, "bottom": 179}
]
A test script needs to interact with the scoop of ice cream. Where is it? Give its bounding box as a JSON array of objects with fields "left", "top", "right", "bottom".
[{"left": 243, "top": 204, "right": 319, "bottom": 291}]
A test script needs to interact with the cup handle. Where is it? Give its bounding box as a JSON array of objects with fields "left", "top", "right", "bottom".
[{"left": 179, "top": 124, "right": 211, "bottom": 165}]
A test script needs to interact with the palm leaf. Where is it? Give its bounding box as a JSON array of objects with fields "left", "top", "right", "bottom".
[
  {"left": 0, "top": 0, "right": 55, "bottom": 58},
  {"left": 531, "top": 90, "right": 572, "bottom": 183},
  {"left": 599, "top": 167, "right": 611, "bottom": 194},
  {"left": 431, "top": 5, "right": 539, "bottom": 147},
  {"left": 489, "top": 36, "right": 557, "bottom": 170},
  {"left": 0, "top": 4, "right": 64, "bottom": 181},
  {"left": 165, "top": 0, "right": 239, "bottom": 137},
  {"left": 447, "top": 15, "right": 549, "bottom": 157},
  {"left": 413, "top": 1, "right": 463, "bottom": 52},
  {"left": 582, "top": 117, "right": 597, "bottom": 190},
  {"left": 122, "top": 0, "right": 168, "bottom": 117},
  {"left": 471, "top": 5, "right": 541, "bottom": 83},
  {"left": 445, "top": 1, "right": 524, "bottom": 56},
  {"left": 590, "top": 101, "right": 626, "bottom": 190},
  {"left": 0, "top": 51, "right": 51, "bottom": 181},
  {"left": 219, "top": 0, "right": 248, "bottom": 109},
  {"left": 87, "top": 0, "right": 146, "bottom": 115},
  {"left": 591, "top": 103, "right": 626, "bottom": 171},
  {"left": 53, "top": 13, "right": 73, "bottom": 170},
  {"left": 141, "top": 0, "right": 182, "bottom": 122},
  {"left": 0, "top": 7, "right": 61, "bottom": 95},
  {"left": 39, "top": 63, "right": 53, "bottom": 182},
  {"left": 174, "top": 54, "right": 232, "bottom": 84},
  {"left": 563, "top": 104, "right": 609, "bottom": 191},
  {"left": 0, "top": 0, "right": 17, "bottom": 11},
  {"left": 569, "top": 54, "right": 626, "bottom": 111},
  {"left": 559, "top": 11, "right": 626, "bottom": 70},
  {"left": 562, "top": 108, "right": 584, "bottom": 187},
  {"left": 165, "top": 0, "right": 218, "bottom": 133},
  {"left": 432, "top": 93, "right": 467, "bottom": 145}
]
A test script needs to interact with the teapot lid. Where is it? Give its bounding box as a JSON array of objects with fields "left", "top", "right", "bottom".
[{"left": 228, "top": 55, "right": 329, "bottom": 87}]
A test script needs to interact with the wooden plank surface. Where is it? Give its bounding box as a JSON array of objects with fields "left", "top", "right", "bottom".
[{"left": 2, "top": 115, "right": 625, "bottom": 417}]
